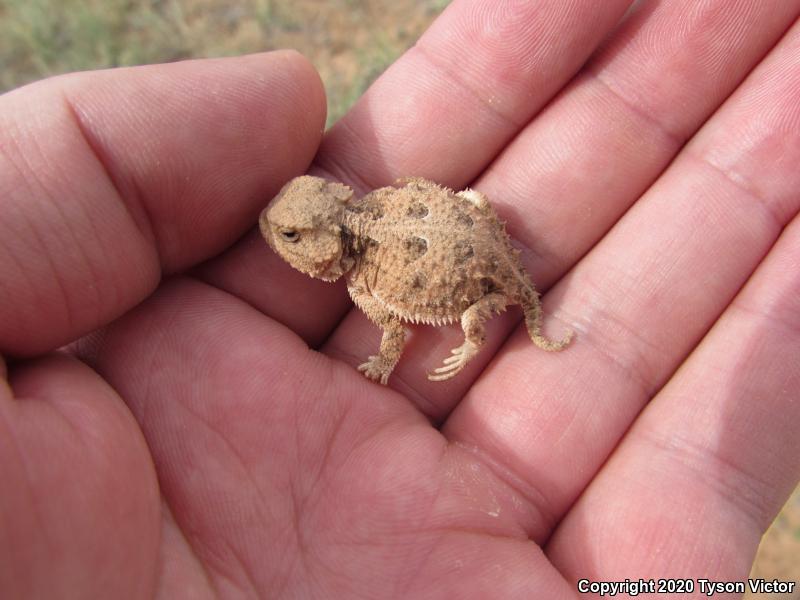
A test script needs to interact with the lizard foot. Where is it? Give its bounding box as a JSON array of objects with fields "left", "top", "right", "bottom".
[
  {"left": 357, "top": 355, "right": 392, "bottom": 385},
  {"left": 428, "top": 340, "right": 479, "bottom": 382}
]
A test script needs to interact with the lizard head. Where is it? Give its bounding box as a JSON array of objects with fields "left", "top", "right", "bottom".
[{"left": 260, "top": 175, "right": 354, "bottom": 282}]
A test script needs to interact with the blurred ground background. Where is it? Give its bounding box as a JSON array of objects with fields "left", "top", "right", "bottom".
[
  {"left": 0, "top": 0, "right": 447, "bottom": 127},
  {"left": 0, "top": 0, "right": 797, "bottom": 593}
]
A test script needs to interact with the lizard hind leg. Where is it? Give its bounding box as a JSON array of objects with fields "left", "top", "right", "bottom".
[{"left": 429, "top": 292, "right": 507, "bottom": 382}]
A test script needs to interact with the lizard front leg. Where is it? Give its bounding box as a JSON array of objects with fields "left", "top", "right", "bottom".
[{"left": 348, "top": 284, "right": 406, "bottom": 385}]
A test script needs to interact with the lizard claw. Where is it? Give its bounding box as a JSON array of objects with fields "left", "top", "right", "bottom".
[{"left": 358, "top": 355, "right": 391, "bottom": 385}]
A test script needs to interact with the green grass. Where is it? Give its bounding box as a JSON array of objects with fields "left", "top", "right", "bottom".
[
  {"left": 0, "top": 0, "right": 192, "bottom": 89},
  {"left": 0, "top": 0, "right": 448, "bottom": 127}
]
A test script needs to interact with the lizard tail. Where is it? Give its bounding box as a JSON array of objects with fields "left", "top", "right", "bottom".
[
  {"left": 521, "top": 285, "right": 573, "bottom": 352},
  {"left": 504, "top": 235, "right": 573, "bottom": 352}
]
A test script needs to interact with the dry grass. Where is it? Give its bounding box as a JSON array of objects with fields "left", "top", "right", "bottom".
[
  {"left": 746, "top": 486, "right": 800, "bottom": 599},
  {"left": 0, "top": 0, "right": 447, "bottom": 126},
  {"left": 0, "top": 0, "right": 797, "bottom": 587}
]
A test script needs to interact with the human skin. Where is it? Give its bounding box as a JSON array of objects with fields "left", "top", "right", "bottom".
[{"left": 2, "top": 1, "right": 800, "bottom": 598}]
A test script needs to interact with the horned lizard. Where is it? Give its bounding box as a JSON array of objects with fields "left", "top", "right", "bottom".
[{"left": 260, "top": 175, "right": 572, "bottom": 385}]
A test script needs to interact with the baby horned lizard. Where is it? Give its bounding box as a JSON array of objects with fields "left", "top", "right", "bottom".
[{"left": 260, "top": 176, "right": 572, "bottom": 385}]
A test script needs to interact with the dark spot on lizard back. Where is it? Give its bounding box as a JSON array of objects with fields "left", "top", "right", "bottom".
[
  {"left": 454, "top": 209, "right": 473, "bottom": 228},
  {"left": 350, "top": 200, "right": 385, "bottom": 220},
  {"left": 407, "top": 201, "right": 429, "bottom": 218},
  {"left": 404, "top": 236, "right": 428, "bottom": 262},
  {"left": 454, "top": 240, "right": 474, "bottom": 264}
]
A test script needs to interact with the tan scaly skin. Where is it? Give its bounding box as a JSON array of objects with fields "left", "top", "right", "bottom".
[{"left": 260, "top": 175, "right": 572, "bottom": 385}]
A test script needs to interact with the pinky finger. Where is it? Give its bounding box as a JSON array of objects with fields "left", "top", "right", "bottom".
[{"left": 547, "top": 215, "right": 800, "bottom": 585}]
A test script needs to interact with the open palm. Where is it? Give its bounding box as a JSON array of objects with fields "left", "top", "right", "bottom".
[{"left": 3, "top": 1, "right": 800, "bottom": 598}]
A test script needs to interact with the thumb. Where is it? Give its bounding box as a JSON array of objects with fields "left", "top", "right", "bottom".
[{"left": 0, "top": 51, "right": 326, "bottom": 357}]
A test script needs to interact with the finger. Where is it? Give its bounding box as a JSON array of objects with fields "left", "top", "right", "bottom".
[
  {"left": 317, "top": 0, "right": 633, "bottom": 191},
  {"left": 0, "top": 51, "right": 326, "bottom": 356},
  {"left": 197, "top": 0, "right": 634, "bottom": 347},
  {"left": 0, "top": 354, "right": 159, "bottom": 598},
  {"left": 445, "top": 17, "right": 800, "bottom": 541},
  {"left": 547, "top": 214, "right": 800, "bottom": 584},
  {"left": 323, "top": 0, "right": 800, "bottom": 414}
]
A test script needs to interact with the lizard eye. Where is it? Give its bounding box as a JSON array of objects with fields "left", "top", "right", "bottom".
[{"left": 280, "top": 230, "right": 300, "bottom": 243}]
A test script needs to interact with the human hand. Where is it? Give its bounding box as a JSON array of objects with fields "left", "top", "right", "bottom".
[{"left": 3, "top": 1, "right": 800, "bottom": 598}]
